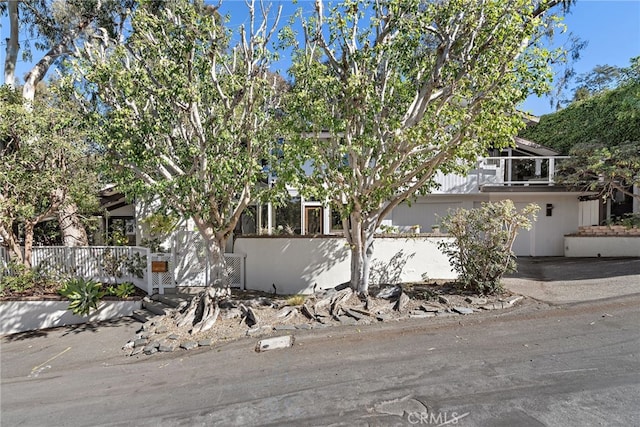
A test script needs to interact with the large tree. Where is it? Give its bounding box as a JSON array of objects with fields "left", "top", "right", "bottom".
[
  {"left": 74, "top": 0, "right": 284, "bottom": 332},
  {"left": 0, "top": 83, "right": 99, "bottom": 266},
  {"left": 2, "top": 0, "right": 134, "bottom": 246},
  {"left": 283, "top": 0, "right": 572, "bottom": 296}
]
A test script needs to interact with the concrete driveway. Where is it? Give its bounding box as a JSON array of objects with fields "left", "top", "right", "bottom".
[{"left": 503, "top": 257, "right": 640, "bottom": 304}]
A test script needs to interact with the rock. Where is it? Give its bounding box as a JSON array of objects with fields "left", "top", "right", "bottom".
[
  {"left": 410, "top": 312, "right": 435, "bottom": 319},
  {"left": 198, "top": 338, "right": 214, "bottom": 347},
  {"left": 276, "top": 307, "right": 298, "bottom": 319},
  {"left": 274, "top": 325, "right": 296, "bottom": 331},
  {"left": 436, "top": 311, "right": 458, "bottom": 317},
  {"left": 301, "top": 304, "right": 316, "bottom": 320},
  {"left": 243, "top": 306, "right": 260, "bottom": 327},
  {"left": 344, "top": 308, "right": 364, "bottom": 321},
  {"left": 139, "top": 332, "right": 152, "bottom": 339},
  {"left": 349, "top": 307, "right": 373, "bottom": 317},
  {"left": 158, "top": 341, "right": 177, "bottom": 352},
  {"left": 438, "top": 295, "right": 450, "bottom": 305},
  {"left": 143, "top": 345, "right": 158, "bottom": 354},
  {"left": 465, "top": 296, "right": 488, "bottom": 305},
  {"left": 420, "top": 304, "right": 442, "bottom": 312},
  {"left": 154, "top": 325, "right": 169, "bottom": 334},
  {"left": 337, "top": 316, "right": 357, "bottom": 326},
  {"left": 255, "top": 335, "right": 295, "bottom": 352},
  {"left": 246, "top": 325, "right": 272, "bottom": 337},
  {"left": 134, "top": 338, "right": 148, "bottom": 348},
  {"left": 122, "top": 341, "right": 134, "bottom": 350},
  {"left": 376, "top": 285, "right": 402, "bottom": 299},
  {"left": 452, "top": 306, "right": 474, "bottom": 315},
  {"left": 480, "top": 302, "right": 504, "bottom": 310},
  {"left": 376, "top": 314, "right": 392, "bottom": 322},
  {"left": 394, "top": 292, "right": 410, "bottom": 312},
  {"left": 130, "top": 347, "right": 143, "bottom": 356},
  {"left": 180, "top": 341, "right": 198, "bottom": 350},
  {"left": 334, "top": 282, "right": 351, "bottom": 291},
  {"left": 504, "top": 296, "right": 524, "bottom": 306},
  {"left": 223, "top": 308, "right": 243, "bottom": 320},
  {"left": 295, "top": 324, "right": 312, "bottom": 330},
  {"left": 167, "top": 334, "right": 180, "bottom": 340}
]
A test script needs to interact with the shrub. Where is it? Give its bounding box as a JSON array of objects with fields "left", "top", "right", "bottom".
[
  {"left": 0, "top": 262, "right": 48, "bottom": 297},
  {"left": 106, "top": 282, "right": 136, "bottom": 298},
  {"left": 58, "top": 278, "right": 105, "bottom": 316},
  {"left": 285, "top": 294, "right": 307, "bottom": 306},
  {"left": 438, "top": 201, "right": 539, "bottom": 295}
]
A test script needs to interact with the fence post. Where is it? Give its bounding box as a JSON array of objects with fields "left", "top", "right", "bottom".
[
  {"left": 240, "top": 254, "right": 246, "bottom": 290},
  {"left": 146, "top": 247, "right": 154, "bottom": 295}
]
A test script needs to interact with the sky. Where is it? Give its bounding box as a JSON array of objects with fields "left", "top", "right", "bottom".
[{"left": 2, "top": 0, "right": 639, "bottom": 118}]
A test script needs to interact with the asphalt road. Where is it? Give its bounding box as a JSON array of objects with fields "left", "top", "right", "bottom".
[{"left": 2, "top": 294, "right": 639, "bottom": 426}]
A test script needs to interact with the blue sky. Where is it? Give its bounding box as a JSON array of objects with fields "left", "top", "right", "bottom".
[{"left": 2, "top": 0, "right": 639, "bottom": 117}]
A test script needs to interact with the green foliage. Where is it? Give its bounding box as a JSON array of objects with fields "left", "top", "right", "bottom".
[
  {"left": 106, "top": 282, "right": 136, "bottom": 298},
  {"left": 282, "top": 0, "right": 567, "bottom": 293},
  {"left": 0, "top": 262, "right": 48, "bottom": 296},
  {"left": 439, "top": 201, "right": 539, "bottom": 295},
  {"left": 58, "top": 278, "right": 105, "bottom": 316},
  {"left": 72, "top": 0, "right": 285, "bottom": 269},
  {"left": 0, "top": 82, "right": 100, "bottom": 265},
  {"left": 558, "top": 141, "right": 640, "bottom": 202},
  {"left": 520, "top": 82, "right": 640, "bottom": 154},
  {"left": 101, "top": 250, "right": 146, "bottom": 284}
]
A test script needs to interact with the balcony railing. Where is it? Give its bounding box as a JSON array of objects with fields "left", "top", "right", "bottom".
[{"left": 432, "top": 156, "right": 570, "bottom": 194}]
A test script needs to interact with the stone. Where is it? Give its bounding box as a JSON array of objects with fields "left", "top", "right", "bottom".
[
  {"left": 274, "top": 325, "right": 297, "bottom": 331},
  {"left": 505, "top": 296, "right": 524, "bottom": 306},
  {"left": 301, "top": 304, "right": 316, "bottom": 320},
  {"left": 122, "top": 341, "right": 134, "bottom": 350},
  {"left": 410, "top": 312, "right": 435, "bottom": 319},
  {"left": 255, "top": 335, "right": 295, "bottom": 352},
  {"left": 295, "top": 324, "right": 312, "bottom": 330},
  {"left": 465, "top": 296, "right": 488, "bottom": 305},
  {"left": 134, "top": 338, "right": 148, "bottom": 348},
  {"left": 180, "top": 341, "right": 198, "bottom": 350},
  {"left": 198, "top": 338, "right": 214, "bottom": 347},
  {"left": 438, "top": 296, "right": 450, "bottom": 305},
  {"left": 376, "top": 285, "right": 402, "bottom": 300},
  {"left": 420, "top": 304, "right": 442, "bottom": 312},
  {"left": 167, "top": 334, "right": 180, "bottom": 340},
  {"left": 344, "top": 309, "right": 364, "bottom": 321},
  {"left": 376, "top": 314, "right": 392, "bottom": 322},
  {"left": 276, "top": 307, "right": 298, "bottom": 318},
  {"left": 480, "top": 302, "right": 504, "bottom": 310},
  {"left": 394, "top": 292, "right": 410, "bottom": 312},
  {"left": 337, "top": 316, "right": 357, "bottom": 325},
  {"left": 452, "top": 306, "right": 474, "bottom": 315},
  {"left": 139, "top": 332, "right": 152, "bottom": 339},
  {"left": 158, "top": 341, "right": 177, "bottom": 352},
  {"left": 436, "top": 311, "right": 458, "bottom": 317},
  {"left": 246, "top": 325, "right": 272, "bottom": 337},
  {"left": 223, "top": 308, "right": 243, "bottom": 320},
  {"left": 154, "top": 325, "right": 169, "bottom": 334},
  {"left": 130, "top": 347, "right": 143, "bottom": 356},
  {"left": 143, "top": 345, "right": 158, "bottom": 354}
]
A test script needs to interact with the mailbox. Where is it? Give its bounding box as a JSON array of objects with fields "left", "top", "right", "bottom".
[{"left": 151, "top": 261, "right": 168, "bottom": 273}]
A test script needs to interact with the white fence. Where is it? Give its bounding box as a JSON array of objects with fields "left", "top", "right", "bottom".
[{"left": 0, "top": 246, "right": 246, "bottom": 295}]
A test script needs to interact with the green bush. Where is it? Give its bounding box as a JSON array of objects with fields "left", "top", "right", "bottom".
[
  {"left": 439, "top": 201, "right": 539, "bottom": 295},
  {"left": 0, "top": 262, "right": 47, "bottom": 297},
  {"left": 58, "top": 278, "right": 105, "bottom": 316},
  {"left": 106, "top": 282, "right": 136, "bottom": 298}
]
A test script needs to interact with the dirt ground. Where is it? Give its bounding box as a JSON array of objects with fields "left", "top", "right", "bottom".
[{"left": 131, "top": 282, "right": 521, "bottom": 354}]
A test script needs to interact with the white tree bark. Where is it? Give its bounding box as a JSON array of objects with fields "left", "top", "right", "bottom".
[{"left": 3, "top": 0, "right": 19, "bottom": 88}]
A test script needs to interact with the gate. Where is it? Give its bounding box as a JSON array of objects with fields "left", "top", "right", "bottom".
[{"left": 151, "top": 231, "right": 245, "bottom": 293}]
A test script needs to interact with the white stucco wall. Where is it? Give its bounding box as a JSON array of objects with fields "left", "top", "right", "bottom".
[
  {"left": 389, "top": 193, "right": 582, "bottom": 257},
  {"left": 233, "top": 236, "right": 456, "bottom": 295},
  {"left": 565, "top": 237, "right": 640, "bottom": 257},
  {"left": 0, "top": 300, "right": 141, "bottom": 336}
]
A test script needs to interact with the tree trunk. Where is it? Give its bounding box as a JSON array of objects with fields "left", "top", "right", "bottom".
[
  {"left": 346, "top": 211, "right": 377, "bottom": 296},
  {"left": 58, "top": 202, "right": 89, "bottom": 247},
  {"left": 23, "top": 222, "right": 35, "bottom": 268},
  {"left": 0, "top": 224, "right": 23, "bottom": 265},
  {"left": 4, "top": 0, "right": 19, "bottom": 88}
]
